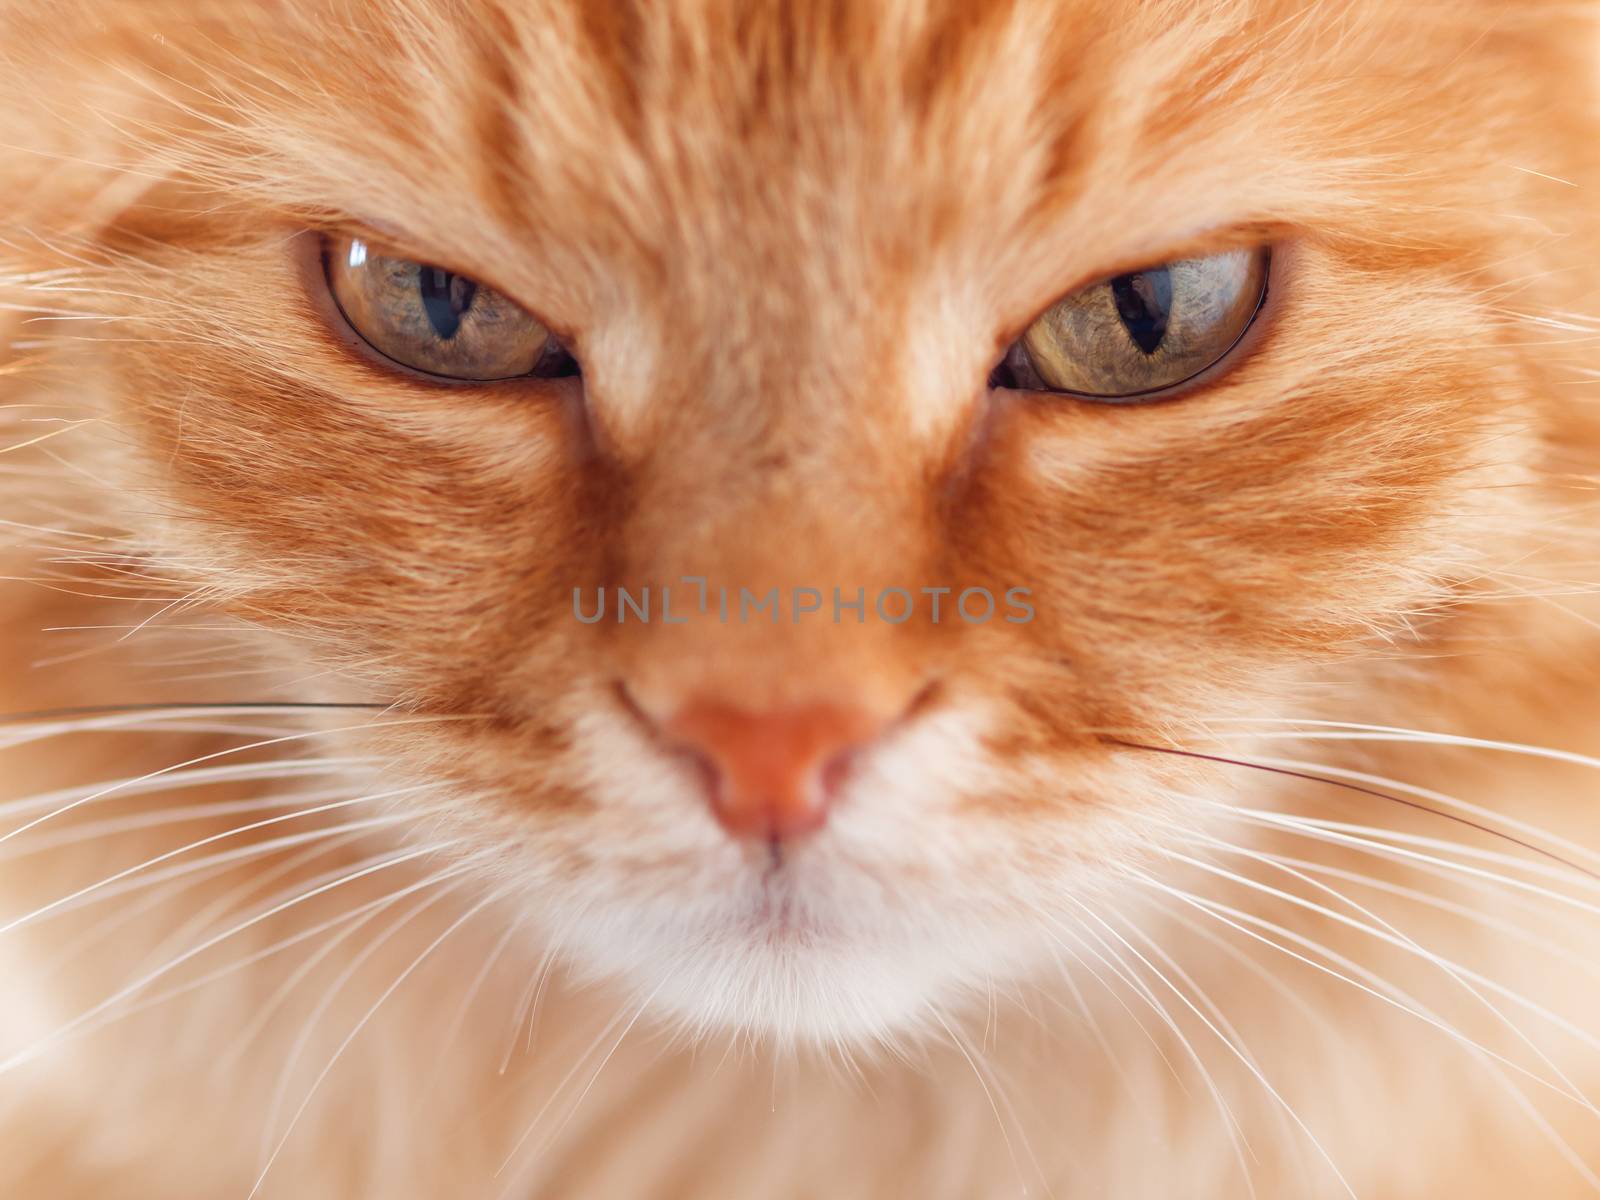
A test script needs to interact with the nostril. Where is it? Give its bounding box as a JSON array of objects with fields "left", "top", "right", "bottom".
[
  {"left": 611, "top": 685, "right": 919, "bottom": 843},
  {"left": 613, "top": 678, "right": 937, "bottom": 843},
  {"left": 672, "top": 740, "right": 723, "bottom": 812},
  {"left": 668, "top": 700, "right": 880, "bottom": 842},
  {"left": 818, "top": 742, "right": 865, "bottom": 805}
]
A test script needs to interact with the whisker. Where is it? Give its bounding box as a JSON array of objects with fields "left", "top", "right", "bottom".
[
  {"left": 0, "top": 840, "right": 457, "bottom": 1076},
  {"left": 1134, "top": 863, "right": 1600, "bottom": 1187},
  {"left": 96, "top": 852, "right": 464, "bottom": 1040},
  {"left": 1166, "top": 828, "right": 1596, "bottom": 1111},
  {"left": 0, "top": 757, "right": 368, "bottom": 822},
  {"left": 1028, "top": 896, "right": 1256, "bottom": 1177},
  {"left": 1060, "top": 895, "right": 1272, "bottom": 1195},
  {"left": 928, "top": 1007, "right": 1052, "bottom": 1200},
  {"left": 256, "top": 873, "right": 479, "bottom": 1164},
  {"left": 1022, "top": 903, "right": 1186, "bottom": 1085},
  {"left": 1163, "top": 844, "right": 1600, "bottom": 1066},
  {"left": 493, "top": 980, "right": 666, "bottom": 1192},
  {"left": 1238, "top": 847, "right": 1600, "bottom": 982},
  {"left": 1200, "top": 719, "right": 1600, "bottom": 775},
  {"left": 1239, "top": 754, "right": 1600, "bottom": 874},
  {"left": 437, "top": 917, "right": 524, "bottom": 1066},
  {"left": 1159, "top": 906, "right": 1336, "bottom": 1036},
  {"left": 0, "top": 700, "right": 382, "bottom": 730},
  {"left": 250, "top": 882, "right": 509, "bottom": 1199},
  {"left": 1109, "top": 907, "right": 1287, "bottom": 1139},
  {"left": 498, "top": 939, "right": 563, "bottom": 1076},
  {"left": 96, "top": 830, "right": 383, "bottom": 980},
  {"left": 0, "top": 704, "right": 471, "bottom": 752},
  {"left": 0, "top": 785, "right": 380, "bottom": 860},
  {"left": 1038, "top": 945, "right": 1160, "bottom": 1121},
  {"left": 1215, "top": 806, "right": 1600, "bottom": 919},
  {"left": 1125, "top": 869, "right": 1595, "bottom": 1110},
  {"left": 218, "top": 861, "right": 474, "bottom": 1072},
  {"left": 0, "top": 716, "right": 452, "bottom": 845},
  {"left": 5, "top": 813, "right": 413, "bottom": 931},
  {"left": 1112, "top": 739, "right": 1600, "bottom": 883}
]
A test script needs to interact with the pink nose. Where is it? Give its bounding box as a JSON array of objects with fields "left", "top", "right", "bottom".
[{"left": 664, "top": 700, "right": 890, "bottom": 842}]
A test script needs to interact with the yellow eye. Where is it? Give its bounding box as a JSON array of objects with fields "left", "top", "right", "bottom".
[
  {"left": 1002, "top": 247, "right": 1270, "bottom": 400},
  {"left": 323, "top": 235, "right": 572, "bottom": 381}
]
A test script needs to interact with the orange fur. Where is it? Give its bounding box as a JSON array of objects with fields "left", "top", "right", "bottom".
[{"left": 2, "top": 1, "right": 1600, "bottom": 1196}]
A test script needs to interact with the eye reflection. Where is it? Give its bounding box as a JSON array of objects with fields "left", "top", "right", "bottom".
[
  {"left": 418, "top": 267, "right": 477, "bottom": 341},
  {"left": 1110, "top": 268, "right": 1173, "bottom": 356}
]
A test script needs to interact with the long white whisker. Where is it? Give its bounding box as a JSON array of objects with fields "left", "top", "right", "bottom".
[
  {"left": 929, "top": 1007, "right": 1052, "bottom": 1200},
  {"left": 1025, "top": 903, "right": 1187, "bottom": 1084},
  {"left": 1031, "top": 897, "right": 1254, "bottom": 1182},
  {"left": 1125, "top": 869, "right": 1593, "bottom": 1109},
  {"left": 1222, "top": 752, "right": 1600, "bottom": 874},
  {"left": 8, "top": 813, "right": 411, "bottom": 930},
  {"left": 40, "top": 829, "right": 375, "bottom": 979},
  {"left": 1246, "top": 848, "right": 1600, "bottom": 982},
  {"left": 249, "top": 882, "right": 505, "bottom": 1199},
  {"left": 1201, "top": 719, "right": 1600, "bottom": 774},
  {"left": 256, "top": 873, "right": 477, "bottom": 1162},
  {"left": 0, "top": 787, "right": 427, "bottom": 934},
  {"left": 437, "top": 917, "right": 524, "bottom": 1065},
  {"left": 1038, "top": 945, "right": 1156, "bottom": 1118},
  {"left": 0, "top": 757, "right": 369, "bottom": 822},
  {"left": 88, "top": 854, "right": 466, "bottom": 1045},
  {"left": 0, "top": 840, "right": 456, "bottom": 1075},
  {"left": 220, "top": 862, "right": 473, "bottom": 1073},
  {"left": 1171, "top": 828, "right": 1597, "bottom": 1112},
  {"left": 1161, "top": 846, "right": 1600, "bottom": 1076},
  {"left": 0, "top": 715, "right": 453, "bottom": 843},
  {"left": 494, "top": 982, "right": 668, "bottom": 1200},
  {"left": 1064, "top": 895, "right": 1283, "bottom": 1195},
  {"left": 1216, "top": 806, "right": 1600, "bottom": 918},
  {"left": 1, "top": 785, "right": 377, "bottom": 860}
]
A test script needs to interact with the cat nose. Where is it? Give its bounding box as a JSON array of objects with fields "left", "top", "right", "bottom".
[{"left": 663, "top": 699, "right": 892, "bottom": 843}]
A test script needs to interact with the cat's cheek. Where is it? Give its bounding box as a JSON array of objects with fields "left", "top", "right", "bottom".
[{"left": 958, "top": 240, "right": 1522, "bottom": 729}]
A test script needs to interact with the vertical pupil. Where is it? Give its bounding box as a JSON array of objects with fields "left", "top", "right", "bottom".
[
  {"left": 1110, "top": 268, "right": 1173, "bottom": 355},
  {"left": 418, "top": 266, "right": 477, "bottom": 340}
]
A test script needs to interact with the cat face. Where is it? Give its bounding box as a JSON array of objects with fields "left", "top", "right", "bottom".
[{"left": 30, "top": 0, "right": 1579, "bottom": 1040}]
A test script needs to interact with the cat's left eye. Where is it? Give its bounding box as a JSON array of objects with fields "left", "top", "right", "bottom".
[
  {"left": 996, "top": 246, "right": 1270, "bottom": 401},
  {"left": 322, "top": 235, "right": 575, "bottom": 382}
]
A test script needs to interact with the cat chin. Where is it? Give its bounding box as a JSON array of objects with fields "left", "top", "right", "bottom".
[
  {"left": 554, "top": 905, "right": 1044, "bottom": 1047},
  {"left": 609, "top": 946, "right": 988, "bottom": 1047}
]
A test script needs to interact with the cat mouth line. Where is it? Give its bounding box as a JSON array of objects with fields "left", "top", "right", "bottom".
[{"left": 747, "top": 880, "right": 815, "bottom": 941}]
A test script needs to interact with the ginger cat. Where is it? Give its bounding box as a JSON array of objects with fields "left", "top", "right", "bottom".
[{"left": 2, "top": 1, "right": 1600, "bottom": 1196}]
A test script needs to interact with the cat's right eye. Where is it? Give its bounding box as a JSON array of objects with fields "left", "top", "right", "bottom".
[
  {"left": 994, "top": 247, "right": 1270, "bottom": 401},
  {"left": 322, "top": 235, "right": 575, "bottom": 382}
]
